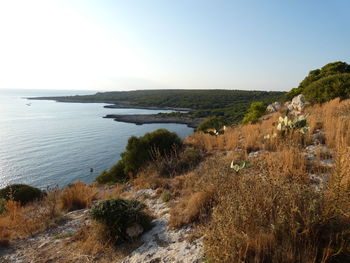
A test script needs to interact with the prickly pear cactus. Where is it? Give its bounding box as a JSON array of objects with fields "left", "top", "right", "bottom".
[{"left": 230, "top": 161, "right": 246, "bottom": 172}]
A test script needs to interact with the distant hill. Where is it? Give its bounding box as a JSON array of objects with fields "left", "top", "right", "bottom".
[{"left": 31, "top": 89, "right": 285, "bottom": 123}]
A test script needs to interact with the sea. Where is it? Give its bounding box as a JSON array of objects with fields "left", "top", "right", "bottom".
[{"left": 0, "top": 89, "right": 193, "bottom": 189}]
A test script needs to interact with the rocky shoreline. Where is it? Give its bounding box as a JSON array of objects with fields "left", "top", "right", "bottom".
[
  {"left": 104, "top": 114, "right": 202, "bottom": 128},
  {"left": 104, "top": 104, "right": 193, "bottom": 112},
  {"left": 28, "top": 97, "right": 193, "bottom": 112}
]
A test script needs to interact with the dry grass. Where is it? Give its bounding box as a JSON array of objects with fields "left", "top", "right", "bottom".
[
  {"left": 178, "top": 100, "right": 350, "bottom": 262},
  {"left": 204, "top": 174, "right": 350, "bottom": 263},
  {"left": 0, "top": 182, "right": 100, "bottom": 245},
  {"left": 257, "top": 146, "right": 308, "bottom": 181},
  {"left": 306, "top": 98, "right": 350, "bottom": 149},
  {"left": 0, "top": 189, "right": 62, "bottom": 243},
  {"left": 60, "top": 181, "right": 98, "bottom": 212},
  {"left": 169, "top": 190, "right": 213, "bottom": 228},
  {"left": 2, "top": 98, "right": 350, "bottom": 262}
]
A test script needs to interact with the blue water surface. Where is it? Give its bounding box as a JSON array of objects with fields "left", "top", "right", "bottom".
[{"left": 0, "top": 89, "right": 193, "bottom": 189}]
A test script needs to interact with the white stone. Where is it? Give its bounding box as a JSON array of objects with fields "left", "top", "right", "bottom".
[
  {"left": 291, "top": 94, "right": 306, "bottom": 112},
  {"left": 126, "top": 224, "right": 144, "bottom": 238}
]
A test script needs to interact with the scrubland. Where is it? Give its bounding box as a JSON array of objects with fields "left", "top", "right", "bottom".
[{"left": 1, "top": 98, "right": 350, "bottom": 263}]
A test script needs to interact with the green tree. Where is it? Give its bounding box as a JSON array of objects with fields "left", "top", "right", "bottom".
[
  {"left": 242, "top": 102, "right": 266, "bottom": 124},
  {"left": 285, "top": 61, "right": 350, "bottom": 101},
  {"left": 304, "top": 73, "right": 350, "bottom": 104}
]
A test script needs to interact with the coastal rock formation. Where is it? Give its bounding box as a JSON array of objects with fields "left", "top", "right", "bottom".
[{"left": 104, "top": 114, "right": 202, "bottom": 129}]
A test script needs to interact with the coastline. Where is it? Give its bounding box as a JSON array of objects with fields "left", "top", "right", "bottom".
[
  {"left": 103, "top": 104, "right": 193, "bottom": 112},
  {"left": 28, "top": 97, "right": 200, "bottom": 127},
  {"left": 104, "top": 114, "right": 202, "bottom": 128},
  {"left": 27, "top": 97, "right": 194, "bottom": 112}
]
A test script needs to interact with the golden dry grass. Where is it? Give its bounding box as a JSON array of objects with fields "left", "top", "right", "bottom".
[
  {"left": 0, "top": 189, "right": 62, "bottom": 243},
  {"left": 204, "top": 174, "right": 350, "bottom": 263},
  {"left": 180, "top": 99, "right": 350, "bottom": 262},
  {"left": 59, "top": 181, "right": 98, "bottom": 212},
  {"left": 169, "top": 190, "right": 213, "bottom": 228},
  {"left": 0, "top": 182, "right": 100, "bottom": 245}
]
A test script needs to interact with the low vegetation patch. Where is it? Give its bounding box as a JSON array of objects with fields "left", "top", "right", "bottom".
[
  {"left": 60, "top": 181, "right": 98, "bottom": 211},
  {"left": 89, "top": 198, "right": 152, "bottom": 244},
  {"left": 0, "top": 184, "right": 44, "bottom": 205}
]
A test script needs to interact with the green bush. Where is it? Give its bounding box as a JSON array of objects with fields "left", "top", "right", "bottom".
[
  {"left": 89, "top": 198, "right": 152, "bottom": 243},
  {"left": 242, "top": 101, "right": 266, "bottom": 124},
  {"left": 197, "top": 116, "right": 226, "bottom": 133},
  {"left": 304, "top": 73, "right": 350, "bottom": 104},
  {"left": 96, "top": 161, "right": 127, "bottom": 184},
  {"left": 96, "top": 129, "right": 182, "bottom": 184},
  {"left": 121, "top": 129, "right": 182, "bottom": 175},
  {"left": 0, "top": 184, "right": 44, "bottom": 205},
  {"left": 285, "top": 61, "right": 350, "bottom": 101}
]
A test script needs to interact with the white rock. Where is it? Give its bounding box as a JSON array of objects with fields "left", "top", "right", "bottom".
[
  {"left": 126, "top": 224, "right": 144, "bottom": 238},
  {"left": 266, "top": 102, "right": 283, "bottom": 113},
  {"left": 291, "top": 94, "right": 306, "bottom": 112}
]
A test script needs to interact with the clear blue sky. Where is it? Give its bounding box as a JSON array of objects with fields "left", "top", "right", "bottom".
[{"left": 0, "top": 0, "right": 349, "bottom": 91}]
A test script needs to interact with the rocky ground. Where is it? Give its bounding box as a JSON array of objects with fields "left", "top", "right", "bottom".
[{"left": 0, "top": 189, "right": 203, "bottom": 263}]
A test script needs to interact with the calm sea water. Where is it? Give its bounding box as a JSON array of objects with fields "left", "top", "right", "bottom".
[{"left": 0, "top": 89, "right": 193, "bottom": 189}]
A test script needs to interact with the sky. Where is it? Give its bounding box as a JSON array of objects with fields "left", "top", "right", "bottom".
[{"left": 0, "top": 0, "right": 349, "bottom": 92}]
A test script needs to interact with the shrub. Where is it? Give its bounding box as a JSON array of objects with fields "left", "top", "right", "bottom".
[
  {"left": 304, "top": 73, "right": 350, "bottom": 104},
  {"left": 0, "top": 184, "right": 44, "bottom": 205},
  {"left": 96, "top": 161, "right": 127, "bottom": 184},
  {"left": 242, "top": 102, "right": 266, "bottom": 124},
  {"left": 121, "top": 129, "right": 183, "bottom": 175},
  {"left": 60, "top": 181, "right": 98, "bottom": 211},
  {"left": 285, "top": 61, "right": 350, "bottom": 100},
  {"left": 197, "top": 116, "right": 226, "bottom": 133},
  {"left": 89, "top": 198, "right": 152, "bottom": 243}
]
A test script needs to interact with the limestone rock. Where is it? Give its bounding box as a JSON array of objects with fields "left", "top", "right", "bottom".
[
  {"left": 291, "top": 94, "right": 306, "bottom": 112},
  {"left": 267, "top": 102, "right": 282, "bottom": 113},
  {"left": 126, "top": 224, "right": 144, "bottom": 238}
]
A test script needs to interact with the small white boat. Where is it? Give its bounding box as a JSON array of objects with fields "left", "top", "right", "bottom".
[{"left": 26, "top": 103, "right": 31, "bottom": 106}]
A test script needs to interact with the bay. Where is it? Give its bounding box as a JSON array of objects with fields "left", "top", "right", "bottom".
[{"left": 0, "top": 89, "right": 193, "bottom": 189}]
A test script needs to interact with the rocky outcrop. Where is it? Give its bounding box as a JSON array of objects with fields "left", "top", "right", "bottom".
[
  {"left": 291, "top": 94, "right": 306, "bottom": 112},
  {"left": 268, "top": 94, "right": 308, "bottom": 117},
  {"left": 266, "top": 102, "right": 283, "bottom": 113}
]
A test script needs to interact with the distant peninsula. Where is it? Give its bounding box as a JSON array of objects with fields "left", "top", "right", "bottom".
[
  {"left": 28, "top": 89, "right": 285, "bottom": 125},
  {"left": 104, "top": 114, "right": 202, "bottom": 128}
]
